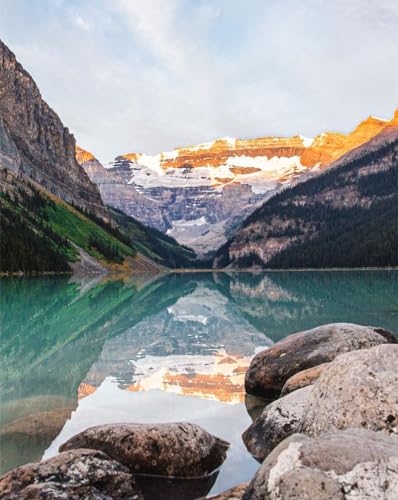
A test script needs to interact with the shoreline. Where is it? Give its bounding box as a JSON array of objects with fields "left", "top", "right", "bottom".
[{"left": 1, "top": 266, "right": 398, "bottom": 278}]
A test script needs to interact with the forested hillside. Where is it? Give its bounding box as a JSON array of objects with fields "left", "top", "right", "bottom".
[
  {"left": 108, "top": 207, "right": 198, "bottom": 268},
  {"left": 0, "top": 170, "right": 197, "bottom": 273}
]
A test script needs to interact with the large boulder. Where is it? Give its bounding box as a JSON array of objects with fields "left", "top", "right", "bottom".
[
  {"left": 301, "top": 343, "right": 398, "bottom": 437},
  {"left": 0, "top": 448, "right": 143, "bottom": 499},
  {"left": 244, "top": 429, "right": 398, "bottom": 499},
  {"left": 280, "top": 363, "right": 330, "bottom": 396},
  {"left": 245, "top": 323, "right": 396, "bottom": 398},
  {"left": 242, "top": 386, "right": 312, "bottom": 461},
  {"left": 59, "top": 422, "right": 229, "bottom": 477}
]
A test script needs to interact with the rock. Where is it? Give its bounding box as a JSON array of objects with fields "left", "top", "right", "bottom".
[
  {"left": 245, "top": 323, "right": 396, "bottom": 398},
  {"left": 205, "top": 482, "right": 249, "bottom": 499},
  {"left": 280, "top": 363, "right": 330, "bottom": 396},
  {"left": 301, "top": 343, "right": 398, "bottom": 437},
  {"left": 0, "top": 40, "right": 106, "bottom": 218},
  {"left": 242, "top": 386, "right": 312, "bottom": 461},
  {"left": 0, "top": 448, "right": 143, "bottom": 499},
  {"left": 243, "top": 429, "right": 398, "bottom": 499},
  {"left": 59, "top": 422, "right": 229, "bottom": 477}
]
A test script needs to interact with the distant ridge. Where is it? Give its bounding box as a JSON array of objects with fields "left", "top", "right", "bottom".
[
  {"left": 213, "top": 114, "right": 398, "bottom": 269},
  {"left": 78, "top": 108, "right": 397, "bottom": 255}
]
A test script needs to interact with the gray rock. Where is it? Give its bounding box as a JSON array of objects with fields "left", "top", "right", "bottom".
[
  {"left": 0, "top": 448, "right": 143, "bottom": 499},
  {"left": 280, "top": 362, "right": 330, "bottom": 396},
  {"left": 301, "top": 343, "right": 398, "bottom": 437},
  {"left": 59, "top": 422, "right": 229, "bottom": 477},
  {"left": 242, "top": 386, "right": 312, "bottom": 461},
  {"left": 244, "top": 429, "right": 398, "bottom": 499},
  {"left": 245, "top": 323, "right": 396, "bottom": 398}
]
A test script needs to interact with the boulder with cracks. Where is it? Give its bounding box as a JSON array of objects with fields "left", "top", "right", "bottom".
[
  {"left": 59, "top": 422, "right": 229, "bottom": 477},
  {"left": 0, "top": 448, "right": 143, "bottom": 500},
  {"left": 245, "top": 323, "right": 396, "bottom": 398},
  {"left": 243, "top": 429, "right": 398, "bottom": 499},
  {"left": 243, "top": 386, "right": 312, "bottom": 461},
  {"left": 300, "top": 343, "right": 398, "bottom": 437}
]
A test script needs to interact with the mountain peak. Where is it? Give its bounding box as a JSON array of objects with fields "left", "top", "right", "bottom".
[{"left": 75, "top": 146, "right": 95, "bottom": 164}]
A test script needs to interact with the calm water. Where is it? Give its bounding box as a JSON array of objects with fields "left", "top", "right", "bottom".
[{"left": 1, "top": 271, "right": 397, "bottom": 496}]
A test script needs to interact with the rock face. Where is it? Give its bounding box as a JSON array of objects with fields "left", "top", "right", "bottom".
[
  {"left": 59, "top": 422, "right": 229, "bottom": 477},
  {"left": 77, "top": 147, "right": 278, "bottom": 257},
  {"left": 213, "top": 111, "right": 398, "bottom": 268},
  {"left": 0, "top": 448, "right": 143, "bottom": 499},
  {"left": 243, "top": 429, "right": 398, "bottom": 500},
  {"left": 0, "top": 40, "right": 106, "bottom": 219},
  {"left": 280, "top": 363, "right": 330, "bottom": 396},
  {"left": 78, "top": 110, "right": 394, "bottom": 256},
  {"left": 243, "top": 386, "right": 312, "bottom": 462},
  {"left": 245, "top": 323, "right": 396, "bottom": 398},
  {"left": 301, "top": 344, "right": 398, "bottom": 437}
]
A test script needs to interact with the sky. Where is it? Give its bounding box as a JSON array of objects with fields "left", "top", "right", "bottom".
[{"left": 0, "top": 0, "right": 397, "bottom": 163}]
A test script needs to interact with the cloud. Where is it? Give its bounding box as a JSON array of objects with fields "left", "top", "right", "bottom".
[
  {"left": 0, "top": 0, "right": 396, "bottom": 162},
  {"left": 75, "top": 15, "right": 91, "bottom": 31},
  {"left": 111, "top": 0, "right": 187, "bottom": 73}
]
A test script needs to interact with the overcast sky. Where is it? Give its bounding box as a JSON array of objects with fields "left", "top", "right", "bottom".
[{"left": 1, "top": 0, "right": 397, "bottom": 162}]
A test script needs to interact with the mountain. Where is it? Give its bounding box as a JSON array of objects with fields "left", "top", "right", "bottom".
[
  {"left": 108, "top": 207, "right": 197, "bottom": 268},
  {"left": 76, "top": 146, "right": 198, "bottom": 268},
  {"left": 0, "top": 40, "right": 194, "bottom": 273},
  {"left": 213, "top": 112, "right": 398, "bottom": 269},
  {"left": 0, "top": 39, "right": 106, "bottom": 218},
  {"left": 78, "top": 112, "right": 395, "bottom": 256}
]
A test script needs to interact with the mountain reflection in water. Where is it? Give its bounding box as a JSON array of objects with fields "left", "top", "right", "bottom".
[{"left": 1, "top": 270, "right": 397, "bottom": 496}]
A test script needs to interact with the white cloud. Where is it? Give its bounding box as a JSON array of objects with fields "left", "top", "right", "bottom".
[
  {"left": 75, "top": 15, "right": 91, "bottom": 31},
  {"left": 0, "top": 0, "right": 396, "bottom": 162}
]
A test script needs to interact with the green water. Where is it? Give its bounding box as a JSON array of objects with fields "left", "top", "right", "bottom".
[{"left": 0, "top": 271, "right": 397, "bottom": 496}]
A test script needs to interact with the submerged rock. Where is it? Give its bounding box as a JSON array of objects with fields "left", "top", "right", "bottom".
[
  {"left": 59, "top": 422, "right": 229, "bottom": 477},
  {"left": 280, "top": 363, "right": 330, "bottom": 396},
  {"left": 245, "top": 323, "right": 396, "bottom": 398},
  {"left": 205, "top": 482, "right": 249, "bottom": 499},
  {"left": 242, "top": 386, "right": 312, "bottom": 461},
  {"left": 0, "top": 448, "right": 143, "bottom": 499},
  {"left": 301, "top": 343, "right": 398, "bottom": 437},
  {"left": 243, "top": 429, "right": 398, "bottom": 499},
  {"left": 134, "top": 469, "right": 219, "bottom": 500}
]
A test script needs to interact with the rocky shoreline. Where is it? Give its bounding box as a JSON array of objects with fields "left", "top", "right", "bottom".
[{"left": 0, "top": 323, "right": 397, "bottom": 499}]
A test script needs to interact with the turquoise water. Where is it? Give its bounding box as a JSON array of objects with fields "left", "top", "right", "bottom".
[{"left": 1, "top": 271, "right": 397, "bottom": 496}]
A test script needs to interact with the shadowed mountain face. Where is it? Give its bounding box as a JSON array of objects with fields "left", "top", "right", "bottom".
[
  {"left": 1, "top": 271, "right": 397, "bottom": 494},
  {"left": 214, "top": 117, "right": 398, "bottom": 268}
]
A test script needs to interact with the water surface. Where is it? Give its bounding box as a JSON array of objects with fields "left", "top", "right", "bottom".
[{"left": 1, "top": 271, "right": 397, "bottom": 496}]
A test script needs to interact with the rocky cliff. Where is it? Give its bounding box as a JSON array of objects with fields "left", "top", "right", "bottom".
[
  {"left": 78, "top": 110, "right": 396, "bottom": 256},
  {"left": 0, "top": 40, "right": 106, "bottom": 218},
  {"left": 213, "top": 112, "right": 398, "bottom": 269}
]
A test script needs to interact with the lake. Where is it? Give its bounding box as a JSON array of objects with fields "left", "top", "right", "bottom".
[{"left": 1, "top": 270, "right": 397, "bottom": 497}]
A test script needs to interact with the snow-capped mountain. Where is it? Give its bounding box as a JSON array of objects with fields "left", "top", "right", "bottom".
[{"left": 77, "top": 111, "right": 392, "bottom": 256}]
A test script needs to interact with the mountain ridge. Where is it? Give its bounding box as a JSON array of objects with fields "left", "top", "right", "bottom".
[
  {"left": 213, "top": 119, "right": 398, "bottom": 269},
  {"left": 0, "top": 40, "right": 196, "bottom": 274},
  {"left": 0, "top": 39, "right": 107, "bottom": 219},
  {"left": 79, "top": 109, "right": 397, "bottom": 256}
]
